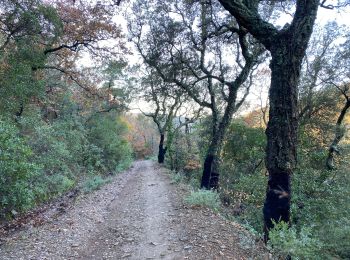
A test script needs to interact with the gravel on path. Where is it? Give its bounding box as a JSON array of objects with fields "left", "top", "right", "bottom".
[{"left": 0, "top": 160, "right": 268, "bottom": 260}]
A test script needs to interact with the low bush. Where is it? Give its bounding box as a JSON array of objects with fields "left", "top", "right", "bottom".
[
  {"left": 0, "top": 104, "right": 134, "bottom": 219},
  {"left": 82, "top": 175, "right": 110, "bottom": 193},
  {"left": 171, "top": 172, "right": 185, "bottom": 184},
  {"left": 268, "top": 221, "right": 322, "bottom": 260},
  {"left": 115, "top": 156, "right": 133, "bottom": 173},
  {"left": 184, "top": 190, "right": 220, "bottom": 211},
  {"left": 218, "top": 120, "right": 350, "bottom": 259}
]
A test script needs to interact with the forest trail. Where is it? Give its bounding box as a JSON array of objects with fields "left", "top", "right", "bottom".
[{"left": 0, "top": 161, "right": 266, "bottom": 260}]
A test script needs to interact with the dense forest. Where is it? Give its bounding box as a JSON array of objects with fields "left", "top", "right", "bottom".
[{"left": 1, "top": 0, "right": 350, "bottom": 259}]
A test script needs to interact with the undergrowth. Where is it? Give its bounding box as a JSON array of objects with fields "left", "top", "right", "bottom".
[
  {"left": 184, "top": 190, "right": 220, "bottom": 211},
  {"left": 82, "top": 175, "right": 111, "bottom": 193}
]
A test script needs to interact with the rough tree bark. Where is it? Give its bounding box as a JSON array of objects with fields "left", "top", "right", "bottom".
[
  {"left": 158, "top": 133, "right": 167, "bottom": 164},
  {"left": 218, "top": 0, "right": 320, "bottom": 241},
  {"left": 263, "top": 37, "right": 302, "bottom": 239}
]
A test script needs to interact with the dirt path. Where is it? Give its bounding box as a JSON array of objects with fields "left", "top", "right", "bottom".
[
  {"left": 0, "top": 160, "right": 267, "bottom": 260},
  {"left": 76, "top": 160, "right": 184, "bottom": 259}
]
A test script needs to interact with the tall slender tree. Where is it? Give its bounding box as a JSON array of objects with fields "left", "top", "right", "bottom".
[{"left": 322, "top": 34, "right": 350, "bottom": 169}]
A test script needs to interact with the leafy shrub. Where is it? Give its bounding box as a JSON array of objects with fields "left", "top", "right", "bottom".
[
  {"left": 291, "top": 165, "right": 350, "bottom": 259},
  {"left": 268, "top": 221, "right": 322, "bottom": 260},
  {"left": 223, "top": 123, "right": 266, "bottom": 165},
  {"left": 87, "top": 113, "right": 133, "bottom": 172},
  {"left": 115, "top": 156, "right": 133, "bottom": 173},
  {"left": 21, "top": 113, "right": 85, "bottom": 175},
  {"left": 43, "top": 174, "right": 75, "bottom": 196},
  {"left": 171, "top": 172, "right": 185, "bottom": 184},
  {"left": 185, "top": 190, "right": 220, "bottom": 211},
  {"left": 82, "top": 175, "right": 109, "bottom": 193},
  {"left": 188, "top": 174, "right": 201, "bottom": 188},
  {"left": 145, "top": 154, "right": 157, "bottom": 161},
  {"left": 10, "top": 106, "right": 133, "bottom": 213},
  {"left": 83, "top": 143, "right": 106, "bottom": 172},
  {"left": 217, "top": 122, "right": 267, "bottom": 232},
  {"left": 218, "top": 119, "right": 350, "bottom": 258},
  {"left": 0, "top": 119, "right": 40, "bottom": 215}
]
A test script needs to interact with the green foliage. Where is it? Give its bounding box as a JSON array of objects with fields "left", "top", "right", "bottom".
[
  {"left": 0, "top": 0, "right": 134, "bottom": 220},
  {"left": 0, "top": 100, "right": 134, "bottom": 217},
  {"left": 268, "top": 221, "right": 322, "bottom": 260},
  {"left": 83, "top": 144, "right": 106, "bottom": 172},
  {"left": 43, "top": 174, "right": 75, "bottom": 196},
  {"left": 218, "top": 120, "right": 350, "bottom": 258},
  {"left": 291, "top": 164, "right": 350, "bottom": 259},
  {"left": 82, "top": 175, "right": 110, "bottom": 193},
  {"left": 22, "top": 109, "right": 83, "bottom": 158},
  {"left": 224, "top": 123, "right": 265, "bottom": 157},
  {"left": 165, "top": 124, "right": 202, "bottom": 188},
  {"left": 115, "top": 156, "right": 133, "bottom": 173},
  {"left": 0, "top": 48, "right": 45, "bottom": 114},
  {"left": 0, "top": 0, "right": 62, "bottom": 115},
  {"left": 87, "top": 113, "right": 133, "bottom": 173},
  {"left": 0, "top": 119, "right": 40, "bottom": 215},
  {"left": 145, "top": 155, "right": 157, "bottom": 161},
  {"left": 184, "top": 190, "right": 220, "bottom": 211},
  {"left": 218, "top": 122, "right": 267, "bottom": 232},
  {"left": 171, "top": 172, "right": 185, "bottom": 184},
  {"left": 222, "top": 122, "right": 265, "bottom": 174}
]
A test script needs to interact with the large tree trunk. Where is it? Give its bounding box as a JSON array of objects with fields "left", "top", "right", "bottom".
[
  {"left": 158, "top": 133, "right": 167, "bottom": 164},
  {"left": 326, "top": 99, "right": 350, "bottom": 170},
  {"left": 217, "top": 0, "right": 319, "bottom": 243},
  {"left": 200, "top": 130, "right": 224, "bottom": 190},
  {"left": 263, "top": 39, "right": 304, "bottom": 242},
  {"left": 201, "top": 153, "right": 220, "bottom": 190}
]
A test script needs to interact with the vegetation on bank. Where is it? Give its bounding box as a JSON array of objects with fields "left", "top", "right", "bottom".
[
  {"left": 0, "top": 0, "right": 133, "bottom": 219},
  {"left": 164, "top": 116, "right": 350, "bottom": 259},
  {"left": 0, "top": 103, "right": 133, "bottom": 219}
]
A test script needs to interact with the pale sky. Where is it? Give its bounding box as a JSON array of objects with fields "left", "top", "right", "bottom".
[{"left": 80, "top": 2, "right": 350, "bottom": 114}]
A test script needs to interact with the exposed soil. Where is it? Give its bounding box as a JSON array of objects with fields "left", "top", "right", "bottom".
[{"left": 0, "top": 160, "right": 268, "bottom": 259}]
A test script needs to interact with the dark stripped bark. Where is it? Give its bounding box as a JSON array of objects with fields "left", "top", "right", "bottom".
[
  {"left": 201, "top": 155, "right": 215, "bottom": 189},
  {"left": 326, "top": 99, "right": 350, "bottom": 169},
  {"left": 218, "top": 0, "right": 319, "bottom": 241},
  {"left": 263, "top": 20, "right": 318, "bottom": 242},
  {"left": 200, "top": 139, "right": 221, "bottom": 190},
  {"left": 158, "top": 133, "right": 167, "bottom": 164},
  {"left": 201, "top": 97, "right": 235, "bottom": 190}
]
